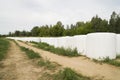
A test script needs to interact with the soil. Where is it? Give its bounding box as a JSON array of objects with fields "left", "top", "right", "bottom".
[
  {"left": 0, "top": 41, "right": 42, "bottom": 80},
  {"left": 16, "top": 40, "right": 120, "bottom": 80}
]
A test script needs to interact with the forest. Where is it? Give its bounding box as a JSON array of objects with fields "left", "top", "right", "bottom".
[{"left": 7, "top": 11, "right": 120, "bottom": 37}]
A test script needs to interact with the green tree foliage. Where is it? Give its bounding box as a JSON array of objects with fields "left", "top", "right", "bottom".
[
  {"left": 50, "top": 21, "right": 65, "bottom": 36},
  {"left": 39, "top": 25, "right": 50, "bottom": 37},
  {"left": 31, "top": 26, "right": 39, "bottom": 36},
  {"left": 14, "top": 30, "right": 21, "bottom": 36},
  {"left": 76, "top": 22, "right": 93, "bottom": 35},
  {"left": 116, "top": 16, "right": 120, "bottom": 33},
  {"left": 8, "top": 11, "right": 120, "bottom": 37},
  {"left": 90, "top": 15, "right": 109, "bottom": 32},
  {"left": 109, "top": 11, "right": 120, "bottom": 33}
]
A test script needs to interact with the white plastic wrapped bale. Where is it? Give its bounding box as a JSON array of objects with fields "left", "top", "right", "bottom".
[
  {"left": 45, "top": 38, "right": 50, "bottom": 44},
  {"left": 47, "top": 38, "right": 52, "bottom": 45},
  {"left": 73, "top": 35, "right": 86, "bottom": 55},
  {"left": 40, "top": 37, "right": 57, "bottom": 47},
  {"left": 116, "top": 34, "right": 120, "bottom": 55},
  {"left": 65, "top": 36, "right": 75, "bottom": 49},
  {"left": 57, "top": 37, "right": 62, "bottom": 48},
  {"left": 8, "top": 37, "right": 41, "bottom": 42},
  {"left": 30, "top": 37, "right": 41, "bottom": 42},
  {"left": 6, "top": 37, "right": 14, "bottom": 40},
  {"left": 54, "top": 37, "right": 59, "bottom": 48},
  {"left": 40, "top": 37, "right": 46, "bottom": 43},
  {"left": 46, "top": 37, "right": 53, "bottom": 45},
  {"left": 40, "top": 37, "right": 49, "bottom": 44},
  {"left": 50, "top": 37, "right": 58, "bottom": 47},
  {"left": 47, "top": 37, "right": 55, "bottom": 46},
  {"left": 57, "top": 37, "right": 66, "bottom": 48},
  {"left": 21, "top": 37, "right": 27, "bottom": 41},
  {"left": 11, "top": 37, "right": 21, "bottom": 41},
  {"left": 86, "top": 33, "right": 116, "bottom": 60}
]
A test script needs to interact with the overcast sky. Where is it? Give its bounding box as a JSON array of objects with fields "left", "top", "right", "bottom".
[{"left": 0, "top": 0, "right": 120, "bottom": 34}]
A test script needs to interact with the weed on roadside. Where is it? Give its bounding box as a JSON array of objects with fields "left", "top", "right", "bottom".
[
  {"left": 31, "top": 42, "right": 80, "bottom": 57},
  {"left": 20, "top": 47, "right": 41, "bottom": 59}
]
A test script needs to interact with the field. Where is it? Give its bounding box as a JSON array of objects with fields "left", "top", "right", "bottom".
[{"left": 0, "top": 38, "right": 120, "bottom": 80}]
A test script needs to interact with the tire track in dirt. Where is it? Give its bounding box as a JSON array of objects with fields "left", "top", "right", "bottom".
[
  {"left": 16, "top": 40, "right": 120, "bottom": 80},
  {"left": 0, "top": 41, "right": 42, "bottom": 80}
]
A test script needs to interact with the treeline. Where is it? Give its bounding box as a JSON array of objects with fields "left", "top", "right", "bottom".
[
  {"left": 0, "top": 34, "right": 8, "bottom": 37},
  {"left": 8, "top": 11, "right": 120, "bottom": 37}
]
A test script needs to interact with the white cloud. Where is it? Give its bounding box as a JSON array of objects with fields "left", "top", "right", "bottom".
[{"left": 0, "top": 0, "right": 120, "bottom": 34}]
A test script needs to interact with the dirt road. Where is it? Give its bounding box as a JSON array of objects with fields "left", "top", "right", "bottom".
[
  {"left": 0, "top": 41, "right": 42, "bottom": 80},
  {"left": 16, "top": 40, "right": 120, "bottom": 80}
]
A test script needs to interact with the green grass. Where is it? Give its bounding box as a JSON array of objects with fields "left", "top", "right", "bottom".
[
  {"left": 101, "top": 57, "right": 120, "bottom": 67},
  {"left": 93, "top": 57, "right": 120, "bottom": 67},
  {"left": 31, "top": 41, "right": 79, "bottom": 57},
  {"left": 54, "top": 68, "right": 91, "bottom": 80},
  {"left": 26, "top": 42, "right": 90, "bottom": 80},
  {"left": 38, "top": 58, "right": 58, "bottom": 70},
  {"left": 39, "top": 68, "right": 91, "bottom": 80},
  {"left": 116, "top": 55, "right": 120, "bottom": 59},
  {"left": 20, "top": 47, "right": 41, "bottom": 59},
  {"left": 0, "top": 38, "right": 10, "bottom": 61}
]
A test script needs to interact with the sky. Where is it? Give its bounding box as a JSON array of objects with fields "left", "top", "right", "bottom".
[{"left": 0, "top": 0, "right": 120, "bottom": 34}]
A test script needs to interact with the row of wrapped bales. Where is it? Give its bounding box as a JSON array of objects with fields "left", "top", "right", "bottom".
[
  {"left": 7, "top": 37, "right": 41, "bottom": 42},
  {"left": 73, "top": 35, "right": 86, "bottom": 55},
  {"left": 49, "top": 37, "right": 58, "bottom": 46},
  {"left": 86, "top": 33, "right": 116, "bottom": 60},
  {"left": 7, "top": 32, "right": 120, "bottom": 60},
  {"left": 54, "top": 38, "right": 58, "bottom": 47},
  {"left": 117, "top": 34, "right": 120, "bottom": 55},
  {"left": 37, "top": 36, "right": 86, "bottom": 55},
  {"left": 65, "top": 37, "right": 75, "bottom": 49},
  {"left": 57, "top": 37, "right": 67, "bottom": 48},
  {"left": 40, "top": 37, "right": 57, "bottom": 46}
]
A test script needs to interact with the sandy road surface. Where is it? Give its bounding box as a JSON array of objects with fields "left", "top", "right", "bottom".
[
  {"left": 0, "top": 41, "right": 42, "bottom": 80},
  {"left": 16, "top": 40, "right": 120, "bottom": 80}
]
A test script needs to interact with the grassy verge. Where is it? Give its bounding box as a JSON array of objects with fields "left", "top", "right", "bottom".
[
  {"left": 102, "top": 57, "right": 120, "bottom": 67},
  {"left": 93, "top": 57, "right": 120, "bottom": 67},
  {"left": 38, "top": 58, "right": 60, "bottom": 70},
  {"left": 54, "top": 68, "right": 90, "bottom": 80},
  {"left": 39, "top": 68, "right": 91, "bottom": 80},
  {"left": 31, "top": 41, "right": 79, "bottom": 57},
  {"left": 0, "top": 38, "right": 10, "bottom": 61},
  {"left": 20, "top": 46, "right": 41, "bottom": 59},
  {"left": 116, "top": 55, "right": 120, "bottom": 59}
]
